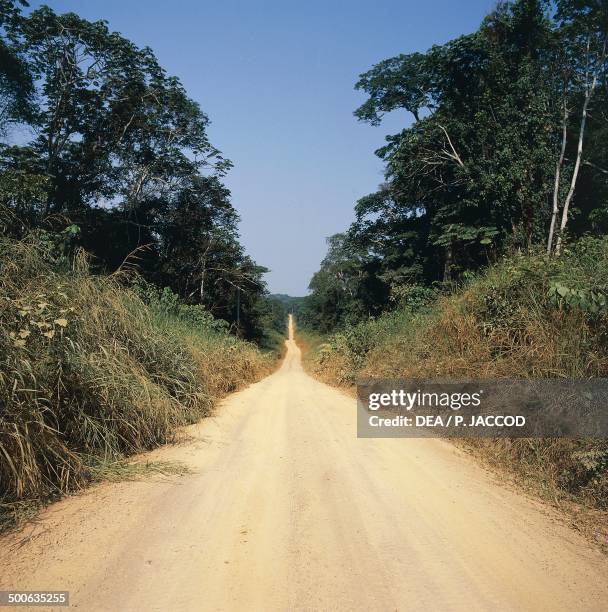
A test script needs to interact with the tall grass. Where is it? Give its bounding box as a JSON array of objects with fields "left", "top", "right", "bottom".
[
  {"left": 0, "top": 236, "right": 271, "bottom": 529},
  {"left": 308, "top": 237, "right": 608, "bottom": 512}
]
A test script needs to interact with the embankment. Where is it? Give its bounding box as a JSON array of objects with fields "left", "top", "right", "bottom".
[
  {"left": 0, "top": 237, "right": 273, "bottom": 529},
  {"left": 304, "top": 237, "right": 608, "bottom": 530}
]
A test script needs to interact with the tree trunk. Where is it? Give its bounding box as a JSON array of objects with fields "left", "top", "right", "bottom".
[
  {"left": 547, "top": 96, "right": 568, "bottom": 255},
  {"left": 200, "top": 265, "right": 206, "bottom": 303},
  {"left": 199, "top": 240, "right": 212, "bottom": 303},
  {"left": 555, "top": 71, "right": 597, "bottom": 255},
  {"left": 443, "top": 244, "right": 453, "bottom": 282},
  {"left": 554, "top": 30, "right": 607, "bottom": 254}
]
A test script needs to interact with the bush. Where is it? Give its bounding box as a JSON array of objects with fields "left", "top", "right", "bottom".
[
  {"left": 132, "top": 281, "right": 230, "bottom": 334},
  {"left": 309, "top": 236, "right": 608, "bottom": 509},
  {"left": 0, "top": 236, "right": 271, "bottom": 528}
]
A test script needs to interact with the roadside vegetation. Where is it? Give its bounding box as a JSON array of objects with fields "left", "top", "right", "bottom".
[
  {"left": 305, "top": 237, "right": 608, "bottom": 520},
  {"left": 0, "top": 1, "right": 280, "bottom": 531},
  {"left": 0, "top": 234, "right": 272, "bottom": 531},
  {"left": 0, "top": 1, "right": 270, "bottom": 339},
  {"left": 302, "top": 1, "right": 608, "bottom": 328},
  {"left": 300, "top": 0, "right": 608, "bottom": 530}
]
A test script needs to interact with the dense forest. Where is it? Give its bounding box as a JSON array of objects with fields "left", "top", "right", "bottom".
[
  {"left": 305, "top": 0, "right": 608, "bottom": 332},
  {"left": 0, "top": 0, "right": 270, "bottom": 340}
]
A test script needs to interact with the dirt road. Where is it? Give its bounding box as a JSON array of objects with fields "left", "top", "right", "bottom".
[{"left": 1, "top": 315, "right": 607, "bottom": 611}]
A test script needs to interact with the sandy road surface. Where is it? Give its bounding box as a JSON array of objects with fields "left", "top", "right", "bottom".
[{"left": 1, "top": 315, "right": 607, "bottom": 611}]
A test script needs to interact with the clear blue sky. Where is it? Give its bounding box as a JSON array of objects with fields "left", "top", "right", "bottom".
[{"left": 32, "top": 0, "right": 496, "bottom": 295}]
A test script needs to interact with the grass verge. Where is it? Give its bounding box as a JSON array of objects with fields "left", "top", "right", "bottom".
[
  {"left": 304, "top": 236, "right": 608, "bottom": 544},
  {"left": 0, "top": 236, "right": 273, "bottom": 532}
]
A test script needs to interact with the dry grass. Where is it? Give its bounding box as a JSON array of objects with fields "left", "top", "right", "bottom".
[
  {"left": 307, "top": 237, "right": 608, "bottom": 516},
  {"left": 0, "top": 236, "right": 272, "bottom": 531},
  {"left": 89, "top": 458, "right": 193, "bottom": 482}
]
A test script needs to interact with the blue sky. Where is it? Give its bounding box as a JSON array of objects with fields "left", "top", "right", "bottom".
[{"left": 31, "top": 0, "right": 496, "bottom": 295}]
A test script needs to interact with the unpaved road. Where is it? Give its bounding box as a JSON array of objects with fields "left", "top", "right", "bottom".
[{"left": 1, "top": 315, "right": 607, "bottom": 611}]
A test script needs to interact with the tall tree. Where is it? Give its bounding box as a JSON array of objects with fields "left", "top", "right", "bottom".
[
  {"left": 0, "top": 0, "right": 33, "bottom": 133},
  {"left": 0, "top": 1, "right": 269, "bottom": 339},
  {"left": 308, "top": 0, "right": 608, "bottom": 331},
  {"left": 551, "top": 0, "right": 608, "bottom": 253}
]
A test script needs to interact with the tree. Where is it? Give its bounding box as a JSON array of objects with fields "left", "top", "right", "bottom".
[
  {"left": 306, "top": 233, "right": 386, "bottom": 331},
  {"left": 0, "top": 0, "right": 33, "bottom": 133},
  {"left": 353, "top": 0, "right": 555, "bottom": 282},
  {"left": 550, "top": 0, "right": 608, "bottom": 254},
  {"left": 0, "top": 1, "right": 269, "bottom": 340},
  {"left": 309, "top": 0, "right": 608, "bottom": 331}
]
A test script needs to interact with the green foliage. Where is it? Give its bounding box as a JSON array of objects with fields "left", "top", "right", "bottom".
[
  {"left": 314, "top": 235, "right": 608, "bottom": 381},
  {"left": 29, "top": 224, "right": 80, "bottom": 266},
  {"left": 548, "top": 282, "right": 608, "bottom": 314},
  {"left": 304, "top": 233, "right": 388, "bottom": 332},
  {"left": 133, "top": 281, "right": 229, "bottom": 334},
  {"left": 309, "top": 0, "right": 608, "bottom": 332},
  {"left": 389, "top": 283, "right": 438, "bottom": 310},
  {"left": 0, "top": 0, "right": 269, "bottom": 340},
  {"left": 0, "top": 235, "right": 271, "bottom": 530},
  {"left": 354, "top": 1, "right": 556, "bottom": 268},
  {"left": 0, "top": 0, "right": 34, "bottom": 132}
]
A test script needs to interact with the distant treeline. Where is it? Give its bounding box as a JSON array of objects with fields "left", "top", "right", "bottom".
[
  {"left": 306, "top": 0, "right": 608, "bottom": 332},
  {"left": 264, "top": 294, "right": 310, "bottom": 332},
  {"left": 0, "top": 1, "right": 269, "bottom": 339}
]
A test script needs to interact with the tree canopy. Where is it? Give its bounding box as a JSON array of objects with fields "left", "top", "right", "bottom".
[
  {"left": 307, "top": 0, "right": 608, "bottom": 331},
  {"left": 0, "top": 0, "right": 268, "bottom": 338}
]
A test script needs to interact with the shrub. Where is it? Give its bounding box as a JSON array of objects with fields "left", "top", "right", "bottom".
[
  {"left": 308, "top": 236, "right": 608, "bottom": 509},
  {"left": 0, "top": 236, "right": 271, "bottom": 528}
]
